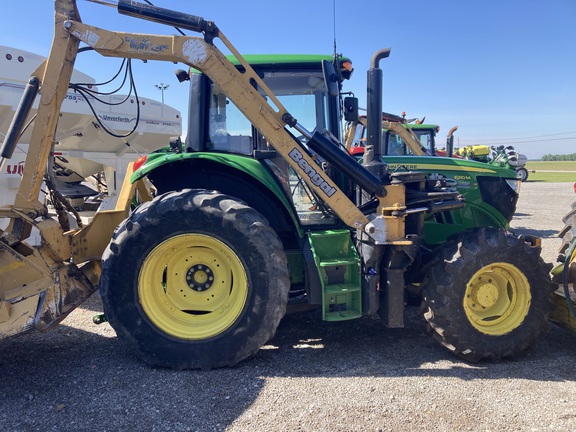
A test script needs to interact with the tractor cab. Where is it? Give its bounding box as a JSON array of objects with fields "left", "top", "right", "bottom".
[
  {"left": 348, "top": 115, "right": 442, "bottom": 156},
  {"left": 385, "top": 122, "right": 439, "bottom": 156},
  {"left": 183, "top": 55, "right": 352, "bottom": 154},
  {"left": 132, "top": 55, "right": 357, "bottom": 244}
]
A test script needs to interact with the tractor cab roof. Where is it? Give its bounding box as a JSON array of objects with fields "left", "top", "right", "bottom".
[
  {"left": 190, "top": 54, "right": 352, "bottom": 78},
  {"left": 403, "top": 123, "right": 440, "bottom": 132},
  {"left": 356, "top": 115, "right": 440, "bottom": 132}
]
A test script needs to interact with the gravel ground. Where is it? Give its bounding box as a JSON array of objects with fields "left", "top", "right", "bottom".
[{"left": 1, "top": 182, "right": 576, "bottom": 432}]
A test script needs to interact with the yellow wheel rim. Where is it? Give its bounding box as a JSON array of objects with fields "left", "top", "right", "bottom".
[
  {"left": 139, "top": 234, "right": 248, "bottom": 340},
  {"left": 463, "top": 262, "right": 531, "bottom": 335}
]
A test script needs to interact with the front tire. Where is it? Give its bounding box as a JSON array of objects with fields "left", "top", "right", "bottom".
[
  {"left": 422, "top": 228, "right": 554, "bottom": 362},
  {"left": 100, "top": 189, "right": 290, "bottom": 370}
]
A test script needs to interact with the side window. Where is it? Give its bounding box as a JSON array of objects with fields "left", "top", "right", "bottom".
[
  {"left": 387, "top": 133, "right": 406, "bottom": 155},
  {"left": 208, "top": 84, "right": 253, "bottom": 154}
]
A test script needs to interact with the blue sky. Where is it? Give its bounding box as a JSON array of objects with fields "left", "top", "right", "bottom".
[{"left": 1, "top": 0, "right": 575, "bottom": 159}]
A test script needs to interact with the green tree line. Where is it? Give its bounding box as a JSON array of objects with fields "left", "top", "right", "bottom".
[{"left": 541, "top": 153, "right": 576, "bottom": 161}]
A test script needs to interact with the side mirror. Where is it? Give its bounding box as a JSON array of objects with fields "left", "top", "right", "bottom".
[
  {"left": 344, "top": 97, "right": 359, "bottom": 122},
  {"left": 322, "top": 60, "right": 339, "bottom": 97},
  {"left": 175, "top": 69, "right": 190, "bottom": 83}
]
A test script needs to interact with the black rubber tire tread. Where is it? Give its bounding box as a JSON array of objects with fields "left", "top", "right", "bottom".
[
  {"left": 421, "top": 228, "right": 555, "bottom": 362},
  {"left": 100, "top": 189, "right": 290, "bottom": 370},
  {"left": 516, "top": 167, "right": 529, "bottom": 182},
  {"left": 558, "top": 200, "right": 576, "bottom": 255}
]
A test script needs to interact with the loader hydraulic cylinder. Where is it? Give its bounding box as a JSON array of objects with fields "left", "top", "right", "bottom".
[
  {"left": 0, "top": 76, "right": 39, "bottom": 169},
  {"left": 305, "top": 129, "right": 386, "bottom": 197},
  {"left": 117, "top": 0, "right": 217, "bottom": 36},
  {"left": 291, "top": 121, "right": 386, "bottom": 196}
]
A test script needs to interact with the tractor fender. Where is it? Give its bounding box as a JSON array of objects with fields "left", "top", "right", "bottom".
[{"left": 131, "top": 151, "right": 304, "bottom": 246}]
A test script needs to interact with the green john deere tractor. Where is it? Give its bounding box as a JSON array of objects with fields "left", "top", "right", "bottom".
[{"left": 115, "top": 48, "right": 553, "bottom": 368}]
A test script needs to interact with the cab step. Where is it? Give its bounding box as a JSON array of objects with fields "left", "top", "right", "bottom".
[{"left": 307, "top": 230, "right": 362, "bottom": 321}]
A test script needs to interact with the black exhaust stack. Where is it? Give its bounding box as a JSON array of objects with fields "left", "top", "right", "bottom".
[
  {"left": 446, "top": 125, "right": 458, "bottom": 157},
  {"left": 363, "top": 49, "right": 391, "bottom": 182}
]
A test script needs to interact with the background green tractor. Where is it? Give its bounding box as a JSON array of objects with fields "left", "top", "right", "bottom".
[
  {"left": 349, "top": 117, "right": 529, "bottom": 183},
  {"left": 346, "top": 115, "right": 522, "bottom": 245}
]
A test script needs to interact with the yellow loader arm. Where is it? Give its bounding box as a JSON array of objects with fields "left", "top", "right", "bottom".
[{"left": 344, "top": 114, "right": 429, "bottom": 156}]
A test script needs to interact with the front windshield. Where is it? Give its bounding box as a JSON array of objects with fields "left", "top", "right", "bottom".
[
  {"left": 386, "top": 129, "right": 434, "bottom": 155},
  {"left": 207, "top": 70, "right": 329, "bottom": 154}
]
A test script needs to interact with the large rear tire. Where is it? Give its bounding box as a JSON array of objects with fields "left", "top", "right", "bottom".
[
  {"left": 100, "top": 189, "right": 290, "bottom": 370},
  {"left": 422, "top": 228, "right": 554, "bottom": 362}
]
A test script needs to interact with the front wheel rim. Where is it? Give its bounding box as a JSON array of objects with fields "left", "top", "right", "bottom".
[
  {"left": 139, "top": 234, "right": 248, "bottom": 340},
  {"left": 517, "top": 170, "right": 526, "bottom": 181},
  {"left": 463, "top": 262, "right": 531, "bottom": 335}
]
